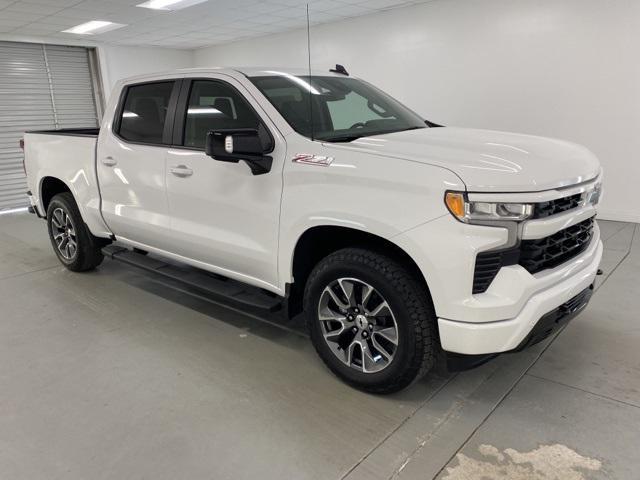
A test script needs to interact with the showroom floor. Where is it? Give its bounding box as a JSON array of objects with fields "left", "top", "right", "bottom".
[{"left": 0, "top": 213, "right": 638, "bottom": 480}]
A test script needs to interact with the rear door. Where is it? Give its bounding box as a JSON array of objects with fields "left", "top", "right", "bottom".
[
  {"left": 164, "top": 76, "right": 285, "bottom": 291},
  {"left": 98, "top": 80, "right": 180, "bottom": 249}
]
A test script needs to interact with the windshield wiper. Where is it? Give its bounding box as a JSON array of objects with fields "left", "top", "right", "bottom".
[
  {"left": 322, "top": 126, "right": 427, "bottom": 143},
  {"left": 323, "top": 135, "right": 363, "bottom": 143}
]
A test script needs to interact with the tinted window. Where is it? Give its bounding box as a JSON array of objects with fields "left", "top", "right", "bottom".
[
  {"left": 327, "top": 90, "right": 395, "bottom": 130},
  {"left": 119, "top": 81, "right": 174, "bottom": 144},
  {"left": 183, "top": 80, "right": 261, "bottom": 149},
  {"left": 250, "top": 75, "right": 426, "bottom": 142}
]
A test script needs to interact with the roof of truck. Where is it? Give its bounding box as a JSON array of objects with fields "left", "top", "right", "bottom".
[
  {"left": 118, "top": 66, "right": 352, "bottom": 85},
  {"left": 178, "top": 66, "right": 350, "bottom": 77}
]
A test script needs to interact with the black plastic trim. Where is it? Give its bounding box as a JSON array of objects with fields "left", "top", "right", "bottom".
[
  {"left": 27, "top": 204, "right": 45, "bottom": 219},
  {"left": 533, "top": 192, "right": 583, "bottom": 219},
  {"left": 472, "top": 246, "right": 520, "bottom": 294},
  {"left": 25, "top": 128, "right": 99, "bottom": 137},
  {"left": 444, "top": 352, "right": 498, "bottom": 371}
]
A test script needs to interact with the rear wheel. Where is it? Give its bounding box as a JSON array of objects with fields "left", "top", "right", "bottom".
[
  {"left": 46, "top": 192, "right": 105, "bottom": 272},
  {"left": 304, "top": 248, "right": 436, "bottom": 393}
]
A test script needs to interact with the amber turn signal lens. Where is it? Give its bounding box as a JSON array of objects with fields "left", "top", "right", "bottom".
[{"left": 445, "top": 191, "right": 466, "bottom": 219}]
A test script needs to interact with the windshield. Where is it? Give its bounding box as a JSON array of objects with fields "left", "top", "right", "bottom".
[{"left": 249, "top": 74, "right": 427, "bottom": 142}]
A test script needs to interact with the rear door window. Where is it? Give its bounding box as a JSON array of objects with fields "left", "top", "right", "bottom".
[{"left": 118, "top": 81, "right": 175, "bottom": 144}]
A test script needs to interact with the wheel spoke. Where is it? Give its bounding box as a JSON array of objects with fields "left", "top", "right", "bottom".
[
  {"left": 360, "top": 342, "right": 378, "bottom": 373},
  {"left": 319, "top": 311, "right": 346, "bottom": 340},
  {"left": 345, "top": 340, "right": 358, "bottom": 367},
  {"left": 374, "top": 327, "right": 398, "bottom": 346},
  {"left": 361, "top": 284, "right": 374, "bottom": 309},
  {"left": 368, "top": 300, "right": 391, "bottom": 317},
  {"left": 67, "top": 239, "right": 77, "bottom": 258},
  {"left": 52, "top": 210, "right": 64, "bottom": 229},
  {"left": 325, "top": 327, "right": 345, "bottom": 342},
  {"left": 325, "top": 287, "right": 349, "bottom": 311},
  {"left": 318, "top": 309, "right": 346, "bottom": 322},
  {"left": 371, "top": 336, "right": 393, "bottom": 361},
  {"left": 337, "top": 279, "right": 356, "bottom": 307}
]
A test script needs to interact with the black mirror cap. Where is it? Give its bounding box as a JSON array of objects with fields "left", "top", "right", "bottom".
[
  {"left": 206, "top": 125, "right": 274, "bottom": 158},
  {"left": 205, "top": 126, "right": 274, "bottom": 175}
]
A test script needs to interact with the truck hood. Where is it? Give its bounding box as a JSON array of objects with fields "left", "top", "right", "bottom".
[{"left": 339, "top": 127, "right": 601, "bottom": 192}]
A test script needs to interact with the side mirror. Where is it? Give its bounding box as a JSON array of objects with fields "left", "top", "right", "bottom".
[{"left": 205, "top": 126, "right": 274, "bottom": 175}]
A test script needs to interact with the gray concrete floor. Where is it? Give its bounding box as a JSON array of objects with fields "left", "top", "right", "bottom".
[{"left": 0, "top": 212, "right": 637, "bottom": 480}]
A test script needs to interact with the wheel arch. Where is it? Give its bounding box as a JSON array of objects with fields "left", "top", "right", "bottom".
[
  {"left": 40, "top": 176, "right": 72, "bottom": 214},
  {"left": 287, "top": 225, "right": 432, "bottom": 316}
]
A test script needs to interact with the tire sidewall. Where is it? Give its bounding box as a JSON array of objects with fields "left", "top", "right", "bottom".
[{"left": 305, "top": 255, "right": 421, "bottom": 390}]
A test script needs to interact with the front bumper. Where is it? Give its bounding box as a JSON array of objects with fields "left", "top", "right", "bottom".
[
  {"left": 513, "top": 284, "right": 593, "bottom": 351},
  {"left": 444, "top": 284, "right": 594, "bottom": 369},
  {"left": 438, "top": 236, "right": 602, "bottom": 354},
  {"left": 393, "top": 206, "right": 603, "bottom": 356}
]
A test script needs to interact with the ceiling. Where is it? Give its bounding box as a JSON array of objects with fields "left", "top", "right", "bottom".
[{"left": 0, "top": 0, "right": 433, "bottom": 49}]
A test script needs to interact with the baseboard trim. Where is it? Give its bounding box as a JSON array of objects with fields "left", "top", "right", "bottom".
[{"left": 597, "top": 209, "right": 640, "bottom": 224}]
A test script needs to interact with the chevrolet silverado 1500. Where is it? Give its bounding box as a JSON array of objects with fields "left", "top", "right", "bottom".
[{"left": 22, "top": 67, "right": 603, "bottom": 393}]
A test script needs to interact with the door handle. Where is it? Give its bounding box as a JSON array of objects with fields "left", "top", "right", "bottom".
[
  {"left": 170, "top": 165, "right": 193, "bottom": 177},
  {"left": 102, "top": 156, "right": 117, "bottom": 167}
]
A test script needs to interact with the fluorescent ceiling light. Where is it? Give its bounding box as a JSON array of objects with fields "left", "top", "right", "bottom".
[
  {"left": 137, "top": 0, "right": 208, "bottom": 11},
  {"left": 62, "top": 21, "right": 126, "bottom": 35}
]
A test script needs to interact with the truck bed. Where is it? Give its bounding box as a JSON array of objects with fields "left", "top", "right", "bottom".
[{"left": 23, "top": 129, "right": 111, "bottom": 237}]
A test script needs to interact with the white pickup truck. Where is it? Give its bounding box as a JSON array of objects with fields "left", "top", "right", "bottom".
[{"left": 22, "top": 66, "right": 603, "bottom": 393}]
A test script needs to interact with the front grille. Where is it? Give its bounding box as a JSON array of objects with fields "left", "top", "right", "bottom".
[
  {"left": 519, "top": 217, "right": 594, "bottom": 274},
  {"left": 533, "top": 193, "right": 582, "bottom": 218},
  {"left": 472, "top": 217, "right": 595, "bottom": 293}
]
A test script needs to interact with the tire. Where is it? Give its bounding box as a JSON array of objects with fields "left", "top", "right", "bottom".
[
  {"left": 304, "top": 248, "right": 436, "bottom": 394},
  {"left": 46, "top": 192, "right": 105, "bottom": 272}
]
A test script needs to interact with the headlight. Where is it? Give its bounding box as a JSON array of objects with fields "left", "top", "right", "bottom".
[
  {"left": 586, "top": 181, "right": 602, "bottom": 206},
  {"left": 445, "top": 191, "right": 533, "bottom": 223}
]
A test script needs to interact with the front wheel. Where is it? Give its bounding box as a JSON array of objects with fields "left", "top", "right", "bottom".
[
  {"left": 304, "top": 248, "right": 437, "bottom": 393},
  {"left": 46, "top": 192, "right": 105, "bottom": 272}
]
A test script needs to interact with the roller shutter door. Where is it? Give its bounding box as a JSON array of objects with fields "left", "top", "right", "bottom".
[{"left": 0, "top": 41, "right": 98, "bottom": 211}]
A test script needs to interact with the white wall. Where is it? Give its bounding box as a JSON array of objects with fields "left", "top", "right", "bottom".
[
  {"left": 194, "top": 0, "right": 640, "bottom": 223},
  {"left": 97, "top": 44, "right": 193, "bottom": 101}
]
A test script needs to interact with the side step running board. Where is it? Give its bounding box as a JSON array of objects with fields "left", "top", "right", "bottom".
[{"left": 102, "top": 245, "right": 283, "bottom": 313}]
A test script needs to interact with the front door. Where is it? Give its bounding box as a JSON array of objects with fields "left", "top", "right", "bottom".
[{"left": 164, "top": 77, "right": 285, "bottom": 291}]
